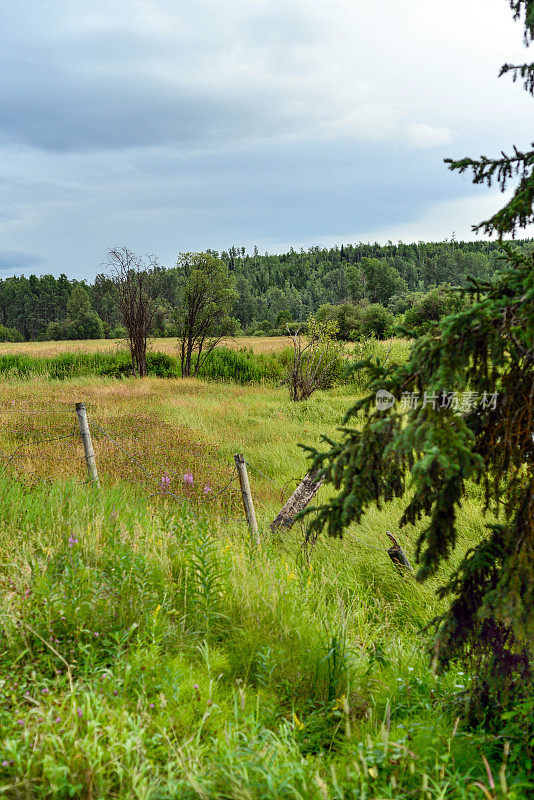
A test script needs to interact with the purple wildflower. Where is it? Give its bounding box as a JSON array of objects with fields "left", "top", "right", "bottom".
[
  {"left": 77, "top": 708, "right": 83, "bottom": 718},
  {"left": 203, "top": 485, "right": 212, "bottom": 495},
  {"left": 183, "top": 471, "right": 194, "bottom": 486},
  {"left": 55, "top": 717, "right": 61, "bottom": 724},
  {"left": 161, "top": 474, "right": 171, "bottom": 489},
  {"left": 68, "top": 536, "right": 79, "bottom": 548},
  {"left": 1, "top": 761, "right": 9, "bottom": 768},
  {"left": 16, "top": 719, "right": 24, "bottom": 726}
]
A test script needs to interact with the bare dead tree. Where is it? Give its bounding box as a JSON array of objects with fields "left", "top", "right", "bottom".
[
  {"left": 103, "top": 246, "right": 157, "bottom": 377},
  {"left": 286, "top": 317, "right": 345, "bottom": 401}
]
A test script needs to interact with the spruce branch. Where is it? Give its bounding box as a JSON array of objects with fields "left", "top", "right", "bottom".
[
  {"left": 508, "top": 0, "right": 534, "bottom": 43},
  {"left": 499, "top": 62, "right": 534, "bottom": 94}
]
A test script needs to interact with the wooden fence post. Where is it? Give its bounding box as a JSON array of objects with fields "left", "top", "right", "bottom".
[
  {"left": 75, "top": 402, "right": 100, "bottom": 487},
  {"left": 270, "top": 468, "right": 324, "bottom": 533},
  {"left": 386, "top": 532, "right": 414, "bottom": 575},
  {"left": 234, "top": 454, "right": 259, "bottom": 546}
]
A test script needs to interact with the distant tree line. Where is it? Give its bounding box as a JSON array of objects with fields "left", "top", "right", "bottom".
[{"left": 0, "top": 238, "right": 532, "bottom": 343}]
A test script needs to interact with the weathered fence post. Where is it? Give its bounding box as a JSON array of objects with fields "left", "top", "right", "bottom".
[
  {"left": 270, "top": 468, "right": 324, "bottom": 533},
  {"left": 386, "top": 532, "right": 414, "bottom": 575},
  {"left": 234, "top": 454, "right": 259, "bottom": 546},
  {"left": 75, "top": 402, "right": 99, "bottom": 487}
]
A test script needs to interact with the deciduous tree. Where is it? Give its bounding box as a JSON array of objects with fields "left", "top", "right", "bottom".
[
  {"left": 286, "top": 316, "right": 345, "bottom": 401},
  {"left": 175, "top": 252, "right": 237, "bottom": 378}
]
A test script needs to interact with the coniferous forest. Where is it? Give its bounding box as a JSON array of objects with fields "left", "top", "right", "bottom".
[{"left": 0, "top": 238, "right": 532, "bottom": 342}]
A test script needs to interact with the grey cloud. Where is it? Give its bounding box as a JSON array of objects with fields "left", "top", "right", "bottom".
[
  {"left": 0, "top": 0, "right": 531, "bottom": 280},
  {"left": 0, "top": 251, "right": 47, "bottom": 273},
  {"left": 0, "top": 3, "right": 325, "bottom": 153}
]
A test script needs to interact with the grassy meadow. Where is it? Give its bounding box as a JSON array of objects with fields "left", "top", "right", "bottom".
[
  {"left": 0, "top": 350, "right": 530, "bottom": 798},
  {"left": 0, "top": 335, "right": 294, "bottom": 359}
]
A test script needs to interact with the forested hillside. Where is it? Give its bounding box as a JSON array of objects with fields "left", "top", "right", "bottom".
[{"left": 0, "top": 238, "right": 532, "bottom": 341}]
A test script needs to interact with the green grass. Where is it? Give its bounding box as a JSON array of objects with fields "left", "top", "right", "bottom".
[
  {"left": 0, "top": 347, "right": 287, "bottom": 384},
  {"left": 0, "top": 369, "right": 531, "bottom": 799},
  {"left": 0, "top": 337, "right": 407, "bottom": 387},
  {"left": 0, "top": 477, "right": 531, "bottom": 799}
]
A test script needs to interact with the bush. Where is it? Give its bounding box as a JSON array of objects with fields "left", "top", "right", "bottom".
[
  {"left": 316, "top": 303, "right": 362, "bottom": 341},
  {"left": 256, "top": 319, "right": 273, "bottom": 333},
  {"left": 359, "top": 304, "right": 394, "bottom": 339},
  {"left": 45, "top": 312, "right": 105, "bottom": 341},
  {"left": 276, "top": 310, "right": 292, "bottom": 329},
  {"left": 285, "top": 316, "right": 346, "bottom": 401},
  {"left": 0, "top": 324, "right": 24, "bottom": 342},
  {"left": 109, "top": 326, "right": 127, "bottom": 338},
  {"left": 387, "top": 292, "right": 419, "bottom": 316},
  {"left": 403, "top": 285, "right": 468, "bottom": 336}
]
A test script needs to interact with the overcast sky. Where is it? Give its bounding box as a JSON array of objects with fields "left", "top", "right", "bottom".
[{"left": 0, "top": 0, "right": 532, "bottom": 279}]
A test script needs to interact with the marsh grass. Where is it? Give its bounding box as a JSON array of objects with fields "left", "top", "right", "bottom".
[
  {"left": 0, "top": 375, "right": 531, "bottom": 798},
  {"left": 0, "top": 347, "right": 286, "bottom": 385}
]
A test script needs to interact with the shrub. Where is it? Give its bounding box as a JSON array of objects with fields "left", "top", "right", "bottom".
[
  {"left": 0, "top": 324, "right": 24, "bottom": 342},
  {"left": 316, "top": 303, "right": 362, "bottom": 341},
  {"left": 359, "top": 304, "right": 393, "bottom": 339},
  {"left": 285, "top": 317, "right": 346, "bottom": 401},
  {"left": 403, "top": 285, "right": 468, "bottom": 336},
  {"left": 256, "top": 319, "right": 273, "bottom": 333}
]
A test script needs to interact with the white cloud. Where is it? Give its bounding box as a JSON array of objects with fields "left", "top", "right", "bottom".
[
  {"left": 408, "top": 123, "right": 455, "bottom": 149},
  {"left": 316, "top": 191, "right": 534, "bottom": 248}
]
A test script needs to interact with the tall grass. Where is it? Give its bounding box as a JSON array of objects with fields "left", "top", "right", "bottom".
[
  {"left": 0, "top": 347, "right": 287, "bottom": 384},
  {"left": 0, "top": 337, "right": 411, "bottom": 387},
  {"left": 2, "top": 477, "right": 528, "bottom": 799},
  {"left": 0, "top": 375, "right": 531, "bottom": 798}
]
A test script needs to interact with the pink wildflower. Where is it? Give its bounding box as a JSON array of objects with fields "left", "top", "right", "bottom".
[{"left": 183, "top": 471, "right": 194, "bottom": 486}]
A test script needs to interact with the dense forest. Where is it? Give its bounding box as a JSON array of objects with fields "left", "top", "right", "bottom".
[{"left": 0, "top": 238, "right": 532, "bottom": 342}]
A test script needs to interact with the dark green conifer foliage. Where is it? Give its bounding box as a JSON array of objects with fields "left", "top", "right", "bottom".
[{"left": 306, "top": 0, "right": 534, "bottom": 710}]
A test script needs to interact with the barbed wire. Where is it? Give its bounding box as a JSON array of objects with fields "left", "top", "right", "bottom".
[
  {"left": 90, "top": 419, "right": 242, "bottom": 510},
  {"left": 0, "top": 409, "right": 75, "bottom": 414},
  {"left": 0, "top": 409, "right": 412, "bottom": 565},
  {"left": 0, "top": 431, "right": 79, "bottom": 474},
  {"left": 0, "top": 408, "right": 304, "bottom": 530},
  {"left": 244, "top": 459, "right": 286, "bottom": 494}
]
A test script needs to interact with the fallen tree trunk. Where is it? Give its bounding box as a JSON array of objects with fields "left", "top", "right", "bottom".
[{"left": 270, "top": 469, "right": 324, "bottom": 532}]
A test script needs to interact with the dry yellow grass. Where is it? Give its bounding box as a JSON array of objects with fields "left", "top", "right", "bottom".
[{"left": 0, "top": 335, "right": 293, "bottom": 358}]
